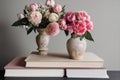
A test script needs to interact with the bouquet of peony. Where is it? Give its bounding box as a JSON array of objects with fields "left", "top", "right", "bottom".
[
  {"left": 58, "top": 11, "right": 94, "bottom": 41},
  {"left": 12, "top": 0, "right": 65, "bottom": 36}
]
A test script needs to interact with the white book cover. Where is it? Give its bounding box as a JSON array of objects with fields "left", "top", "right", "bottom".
[
  {"left": 66, "top": 68, "right": 109, "bottom": 78},
  {"left": 5, "top": 69, "right": 64, "bottom": 77},
  {"left": 4, "top": 57, "right": 64, "bottom": 77}
]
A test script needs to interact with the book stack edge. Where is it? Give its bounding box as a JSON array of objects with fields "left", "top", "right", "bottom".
[{"left": 4, "top": 52, "right": 109, "bottom": 78}]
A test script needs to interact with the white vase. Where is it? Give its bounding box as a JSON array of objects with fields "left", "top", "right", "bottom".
[
  {"left": 36, "top": 28, "right": 49, "bottom": 55},
  {"left": 67, "top": 35, "right": 87, "bottom": 60}
]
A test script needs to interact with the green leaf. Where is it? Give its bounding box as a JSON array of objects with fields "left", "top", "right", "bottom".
[
  {"left": 80, "top": 34, "right": 86, "bottom": 40},
  {"left": 62, "top": 5, "right": 65, "bottom": 12},
  {"left": 12, "top": 18, "right": 29, "bottom": 26},
  {"left": 33, "top": 26, "right": 37, "bottom": 33},
  {"left": 24, "top": 9, "right": 29, "bottom": 15},
  {"left": 27, "top": 27, "right": 33, "bottom": 34},
  {"left": 64, "top": 30, "right": 69, "bottom": 36},
  {"left": 39, "top": 17, "right": 50, "bottom": 28},
  {"left": 59, "top": 5, "right": 66, "bottom": 18},
  {"left": 85, "top": 31, "right": 94, "bottom": 41},
  {"left": 27, "top": 22, "right": 38, "bottom": 33}
]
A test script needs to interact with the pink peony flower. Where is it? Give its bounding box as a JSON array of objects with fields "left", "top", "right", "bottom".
[
  {"left": 46, "top": 0, "right": 55, "bottom": 7},
  {"left": 73, "top": 21, "right": 87, "bottom": 35},
  {"left": 53, "top": 4, "right": 62, "bottom": 13},
  {"left": 46, "top": 22, "right": 59, "bottom": 36},
  {"left": 58, "top": 19, "right": 67, "bottom": 30},
  {"left": 60, "top": 25, "right": 67, "bottom": 30},
  {"left": 86, "top": 20, "right": 93, "bottom": 31},
  {"left": 58, "top": 19, "right": 66, "bottom": 26},
  {"left": 28, "top": 11, "right": 42, "bottom": 25},
  {"left": 66, "top": 26, "right": 73, "bottom": 33},
  {"left": 64, "top": 12, "right": 76, "bottom": 22},
  {"left": 76, "top": 11, "right": 90, "bottom": 20},
  {"left": 29, "top": 3, "right": 38, "bottom": 11}
]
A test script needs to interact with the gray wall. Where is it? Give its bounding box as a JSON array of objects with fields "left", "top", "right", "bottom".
[{"left": 0, "top": 0, "right": 120, "bottom": 70}]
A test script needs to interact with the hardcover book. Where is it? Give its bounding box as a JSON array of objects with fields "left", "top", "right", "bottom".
[
  {"left": 25, "top": 52, "right": 104, "bottom": 68},
  {"left": 4, "top": 57, "right": 64, "bottom": 77},
  {"left": 66, "top": 68, "right": 109, "bottom": 78},
  {"left": 4, "top": 56, "right": 108, "bottom": 78}
]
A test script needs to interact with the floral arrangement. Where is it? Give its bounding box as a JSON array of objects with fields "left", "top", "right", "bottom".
[
  {"left": 58, "top": 11, "right": 94, "bottom": 41},
  {"left": 12, "top": 0, "right": 65, "bottom": 36},
  {"left": 12, "top": 0, "right": 94, "bottom": 41}
]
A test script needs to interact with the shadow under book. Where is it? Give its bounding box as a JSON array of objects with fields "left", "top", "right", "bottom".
[{"left": 4, "top": 52, "right": 109, "bottom": 78}]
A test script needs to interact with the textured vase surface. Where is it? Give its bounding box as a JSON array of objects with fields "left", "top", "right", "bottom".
[
  {"left": 67, "top": 36, "right": 87, "bottom": 60},
  {"left": 36, "top": 29, "right": 49, "bottom": 55}
]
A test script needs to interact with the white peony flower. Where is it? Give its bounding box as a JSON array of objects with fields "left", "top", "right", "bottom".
[
  {"left": 48, "top": 13, "right": 59, "bottom": 22},
  {"left": 28, "top": 11, "right": 42, "bottom": 26}
]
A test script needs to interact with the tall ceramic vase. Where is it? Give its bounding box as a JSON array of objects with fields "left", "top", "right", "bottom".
[
  {"left": 67, "top": 34, "right": 87, "bottom": 60},
  {"left": 36, "top": 28, "right": 49, "bottom": 55}
]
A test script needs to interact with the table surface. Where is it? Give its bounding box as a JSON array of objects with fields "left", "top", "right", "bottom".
[{"left": 0, "top": 70, "right": 120, "bottom": 80}]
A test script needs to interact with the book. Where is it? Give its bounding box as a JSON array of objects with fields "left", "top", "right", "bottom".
[
  {"left": 4, "top": 56, "right": 109, "bottom": 78},
  {"left": 4, "top": 57, "right": 64, "bottom": 77},
  {"left": 25, "top": 52, "right": 104, "bottom": 68},
  {"left": 66, "top": 68, "right": 109, "bottom": 78}
]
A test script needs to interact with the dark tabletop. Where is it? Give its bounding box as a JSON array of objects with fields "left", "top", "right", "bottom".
[{"left": 0, "top": 70, "right": 120, "bottom": 80}]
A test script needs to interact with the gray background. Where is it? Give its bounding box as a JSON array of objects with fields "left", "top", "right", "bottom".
[{"left": 0, "top": 0, "right": 120, "bottom": 70}]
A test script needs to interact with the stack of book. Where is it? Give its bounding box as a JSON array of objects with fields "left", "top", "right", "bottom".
[{"left": 4, "top": 52, "right": 109, "bottom": 78}]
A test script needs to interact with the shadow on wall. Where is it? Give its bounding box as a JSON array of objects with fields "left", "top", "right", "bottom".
[{"left": 0, "top": 21, "right": 22, "bottom": 68}]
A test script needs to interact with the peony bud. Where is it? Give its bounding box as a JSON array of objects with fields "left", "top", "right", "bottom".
[
  {"left": 44, "top": 10, "right": 50, "bottom": 18},
  {"left": 53, "top": 4, "right": 62, "bottom": 13},
  {"left": 17, "top": 14, "right": 24, "bottom": 20},
  {"left": 58, "top": 19, "right": 67, "bottom": 30},
  {"left": 29, "top": 2, "right": 38, "bottom": 11},
  {"left": 48, "top": 13, "right": 59, "bottom": 22},
  {"left": 46, "top": 0, "right": 55, "bottom": 7}
]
